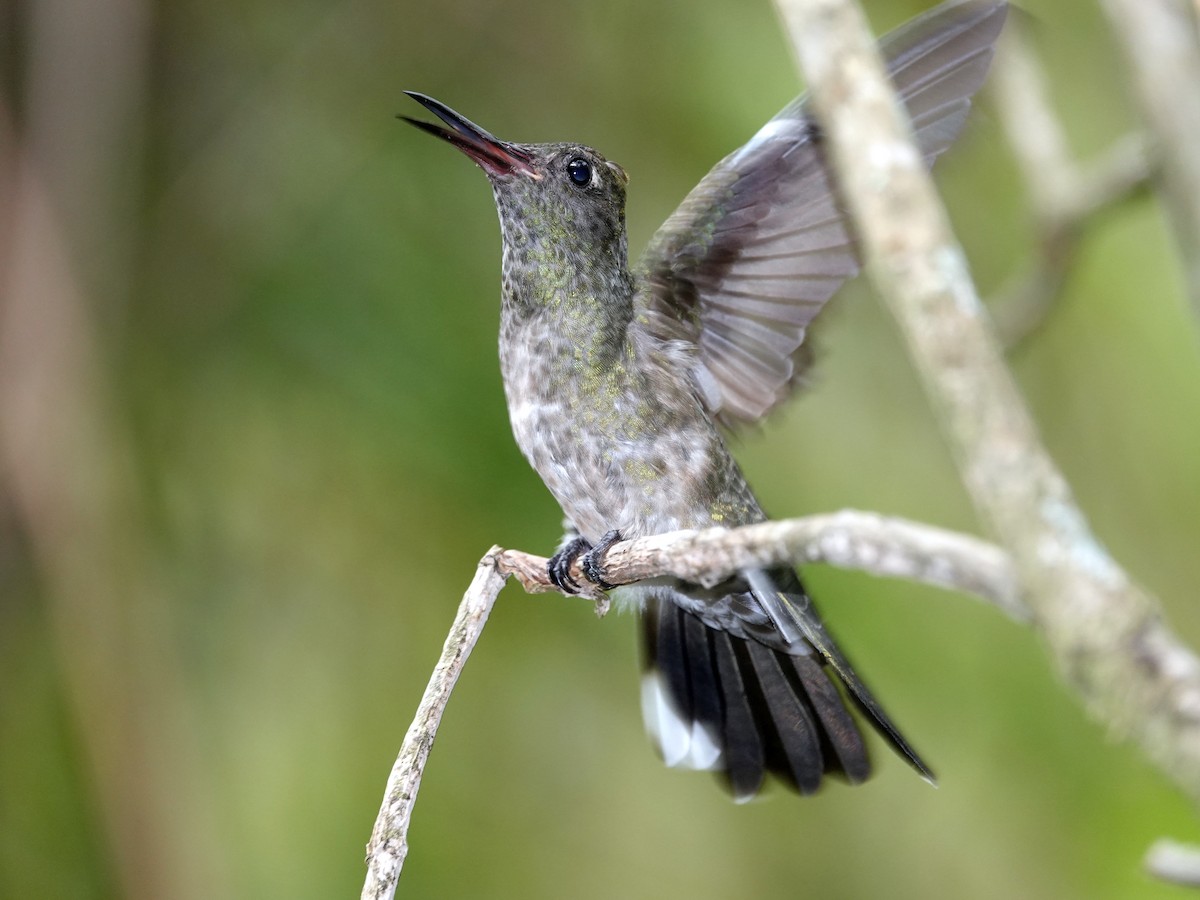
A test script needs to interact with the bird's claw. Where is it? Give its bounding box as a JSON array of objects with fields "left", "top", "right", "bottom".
[
  {"left": 547, "top": 535, "right": 590, "bottom": 594},
  {"left": 581, "top": 529, "right": 622, "bottom": 591},
  {"left": 547, "top": 529, "right": 623, "bottom": 594}
]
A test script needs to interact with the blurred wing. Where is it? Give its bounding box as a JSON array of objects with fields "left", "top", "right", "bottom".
[{"left": 635, "top": 0, "right": 1007, "bottom": 426}]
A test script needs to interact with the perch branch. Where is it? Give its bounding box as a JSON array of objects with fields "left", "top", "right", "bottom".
[
  {"left": 499, "top": 511, "right": 1024, "bottom": 620},
  {"left": 362, "top": 512, "right": 1019, "bottom": 899},
  {"left": 771, "top": 0, "right": 1200, "bottom": 812}
]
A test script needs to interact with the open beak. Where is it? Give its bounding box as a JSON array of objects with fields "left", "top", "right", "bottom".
[{"left": 400, "top": 92, "right": 540, "bottom": 179}]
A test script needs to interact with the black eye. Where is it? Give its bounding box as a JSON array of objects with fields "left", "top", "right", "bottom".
[{"left": 566, "top": 157, "right": 591, "bottom": 186}]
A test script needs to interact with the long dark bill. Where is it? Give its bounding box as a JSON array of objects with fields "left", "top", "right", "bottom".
[{"left": 401, "top": 92, "right": 539, "bottom": 178}]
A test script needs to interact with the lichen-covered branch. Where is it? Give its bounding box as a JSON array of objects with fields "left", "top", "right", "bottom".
[
  {"left": 1101, "top": 0, "right": 1200, "bottom": 323},
  {"left": 362, "top": 512, "right": 1019, "bottom": 898},
  {"left": 771, "top": 0, "right": 1200, "bottom": 805}
]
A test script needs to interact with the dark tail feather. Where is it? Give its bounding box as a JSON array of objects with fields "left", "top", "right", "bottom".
[
  {"left": 764, "top": 579, "right": 935, "bottom": 784},
  {"left": 709, "top": 628, "right": 766, "bottom": 799},
  {"left": 790, "top": 654, "right": 871, "bottom": 783},
  {"left": 745, "top": 567, "right": 936, "bottom": 784},
  {"left": 641, "top": 591, "right": 874, "bottom": 799},
  {"left": 744, "top": 640, "right": 824, "bottom": 794}
]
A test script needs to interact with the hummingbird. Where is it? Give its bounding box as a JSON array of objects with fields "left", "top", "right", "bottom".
[{"left": 403, "top": 0, "right": 1006, "bottom": 798}]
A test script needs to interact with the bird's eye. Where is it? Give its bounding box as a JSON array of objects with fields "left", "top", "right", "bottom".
[{"left": 566, "top": 157, "right": 591, "bottom": 186}]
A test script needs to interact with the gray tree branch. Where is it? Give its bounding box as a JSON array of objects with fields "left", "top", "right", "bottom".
[
  {"left": 771, "top": 0, "right": 1200, "bottom": 852},
  {"left": 361, "top": 513, "right": 1020, "bottom": 899}
]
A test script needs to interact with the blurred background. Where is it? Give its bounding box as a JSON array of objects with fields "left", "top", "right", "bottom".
[{"left": 2, "top": 0, "right": 1199, "bottom": 897}]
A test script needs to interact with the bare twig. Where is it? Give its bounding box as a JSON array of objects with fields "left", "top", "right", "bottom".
[
  {"left": 362, "top": 513, "right": 1021, "bottom": 898},
  {"left": 771, "top": 0, "right": 1200, "bottom": 810},
  {"left": 989, "top": 27, "right": 1152, "bottom": 348},
  {"left": 362, "top": 552, "right": 507, "bottom": 900},
  {"left": 1102, "top": 0, "right": 1200, "bottom": 323}
]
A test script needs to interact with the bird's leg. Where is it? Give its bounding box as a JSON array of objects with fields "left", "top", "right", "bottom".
[
  {"left": 548, "top": 533, "right": 591, "bottom": 593},
  {"left": 581, "top": 529, "right": 622, "bottom": 591}
]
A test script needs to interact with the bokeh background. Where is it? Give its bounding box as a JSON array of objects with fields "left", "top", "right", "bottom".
[{"left": 3, "top": 0, "right": 1199, "bottom": 897}]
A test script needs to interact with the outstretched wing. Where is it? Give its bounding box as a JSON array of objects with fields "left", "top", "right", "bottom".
[{"left": 635, "top": 0, "right": 1007, "bottom": 426}]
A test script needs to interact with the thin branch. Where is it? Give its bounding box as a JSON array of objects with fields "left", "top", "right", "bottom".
[
  {"left": 362, "top": 552, "right": 507, "bottom": 900},
  {"left": 771, "top": 0, "right": 1200, "bottom": 809},
  {"left": 989, "top": 27, "right": 1152, "bottom": 349},
  {"left": 1102, "top": 0, "right": 1200, "bottom": 323},
  {"left": 361, "top": 512, "right": 1021, "bottom": 898}
]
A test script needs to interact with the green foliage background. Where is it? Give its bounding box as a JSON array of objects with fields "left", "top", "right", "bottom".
[{"left": 3, "top": 0, "right": 1199, "bottom": 897}]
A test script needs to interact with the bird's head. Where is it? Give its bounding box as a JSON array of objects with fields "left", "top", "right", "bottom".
[{"left": 402, "top": 92, "right": 629, "bottom": 262}]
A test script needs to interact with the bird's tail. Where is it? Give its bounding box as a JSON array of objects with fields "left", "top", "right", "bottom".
[{"left": 639, "top": 573, "right": 931, "bottom": 799}]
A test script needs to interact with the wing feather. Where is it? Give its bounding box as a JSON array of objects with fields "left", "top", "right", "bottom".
[{"left": 635, "top": 0, "right": 1007, "bottom": 426}]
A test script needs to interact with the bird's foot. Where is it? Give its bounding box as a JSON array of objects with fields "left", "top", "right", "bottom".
[
  {"left": 581, "top": 529, "right": 622, "bottom": 592},
  {"left": 546, "top": 529, "right": 623, "bottom": 594},
  {"left": 547, "top": 535, "right": 591, "bottom": 594}
]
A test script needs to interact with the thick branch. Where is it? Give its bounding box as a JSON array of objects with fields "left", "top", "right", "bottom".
[
  {"left": 771, "top": 0, "right": 1200, "bottom": 804},
  {"left": 362, "top": 513, "right": 1019, "bottom": 898}
]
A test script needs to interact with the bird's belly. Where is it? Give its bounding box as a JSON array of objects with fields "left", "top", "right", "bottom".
[{"left": 506, "top": 393, "right": 753, "bottom": 543}]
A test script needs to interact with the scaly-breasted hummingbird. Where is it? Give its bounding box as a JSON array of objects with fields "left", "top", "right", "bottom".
[{"left": 403, "top": 0, "right": 1006, "bottom": 798}]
